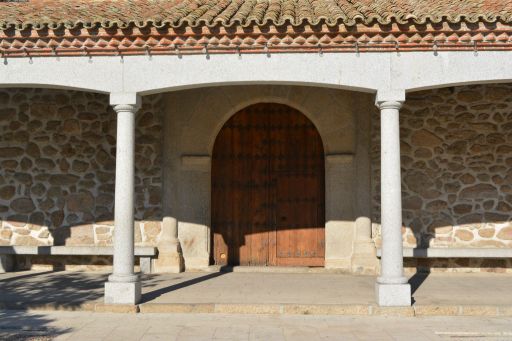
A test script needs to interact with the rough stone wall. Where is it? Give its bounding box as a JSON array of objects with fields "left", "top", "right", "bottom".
[
  {"left": 372, "top": 84, "right": 512, "bottom": 254},
  {"left": 0, "top": 88, "right": 163, "bottom": 251}
]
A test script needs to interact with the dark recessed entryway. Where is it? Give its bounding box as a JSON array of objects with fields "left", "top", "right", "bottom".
[{"left": 212, "top": 103, "right": 325, "bottom": 266}]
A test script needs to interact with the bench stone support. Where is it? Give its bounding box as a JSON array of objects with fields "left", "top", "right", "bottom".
[
  {"left": 153, "top": 217, "right": 184, "bottom": 273},
  {"left": 0, "top": 255, "right": 14, "bottom": 273},
  {"left": 139, "top": 257, "right": 152, "bottom": 274},
  {"left": 105, "top": 93, "right": 142, "bottom": 305},
  {"left": 375, "top": 91, "right": 411, "bottom": 307}
]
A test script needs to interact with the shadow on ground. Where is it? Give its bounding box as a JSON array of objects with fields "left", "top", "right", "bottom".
[
  {"left": 0, "top": 310, "right": 71, "bottom": 340},
  {"left": 408, "top": 269, "right": 430, "bottom": 305},
  {"left": 141, "top": 271, "right": 229, "bottom": 303},
  {"left": 0, "top": 271, "right": 107, "bottom": 310},
  {"left": 0, "top": 271, "right": 222, "bottom": 309}
]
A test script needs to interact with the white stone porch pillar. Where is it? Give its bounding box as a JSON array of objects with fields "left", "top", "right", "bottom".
[
  {"left": 375, "top": 90, "right": 411, "bottom": 307},
  {"left": 105, "top": 93, "right": 141, "bottom": 305}
]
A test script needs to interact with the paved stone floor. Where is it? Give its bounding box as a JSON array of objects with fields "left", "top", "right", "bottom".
[
  {"left": 0, "top": 310, "right": 511, "bottom": 341},
  {"left": 1, "top": 271, "right": 512, "bottom": 340},
  {"left": 0, "top": 270, "right": 511, "bottom": 308}
]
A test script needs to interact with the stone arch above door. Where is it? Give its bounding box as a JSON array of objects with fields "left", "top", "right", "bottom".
[{"left": 165, "top": 85, "right": 359, "bottom": 157}]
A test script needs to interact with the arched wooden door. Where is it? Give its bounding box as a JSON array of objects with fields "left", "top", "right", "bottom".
[{"left": 212, "top": 103, "right": 325, "bottom": 266}]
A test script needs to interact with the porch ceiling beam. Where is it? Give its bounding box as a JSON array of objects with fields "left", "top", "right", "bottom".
[{"left": 0, "top": 51, "right": 512, "bottom": 95}]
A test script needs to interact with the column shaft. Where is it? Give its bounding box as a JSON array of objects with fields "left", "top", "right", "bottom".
[
  {"left": 111, "top": 105, "right": 137, "bottom": 281},
  {"left": 378, "top": 101, "right": 407, "bottom": 284},
  {"left": 105, "top": 99, "right": 141, "bottom": 305},
  {"left": 375, "top": 99, "right": 411, "bottom": 306}
]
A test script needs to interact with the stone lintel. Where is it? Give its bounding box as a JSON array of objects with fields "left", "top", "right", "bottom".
[
  {"left": 375, "top": 89, "right": 406, "bottom": 106},
  {"left": 181, "top": 155, "right": 211, "bottom": 171},
  {"left": 325, "top": 153, "right": 354, "bottom": 165},
  {"left": 110, "top": 92, "right": 142, "bottom": 107}
]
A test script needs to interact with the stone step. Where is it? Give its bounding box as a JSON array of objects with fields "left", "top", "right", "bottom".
[
  {"left": 2, "top": 300, "right": 511, "bottom": 317},
  {"left": 136, "top": 303, "right": 512, "bottom": 317},
  {"left": 206, "top": 265, "right": 350, "bottom": 274}
]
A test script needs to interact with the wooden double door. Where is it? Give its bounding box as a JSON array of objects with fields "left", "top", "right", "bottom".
[{"left": 212, "top": 103, "right": 325, "bottom": 266}]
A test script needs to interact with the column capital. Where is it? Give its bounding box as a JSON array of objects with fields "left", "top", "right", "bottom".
[
  {"left": 113, "top": 103, "right": 140, "bottom": 113},
  {"left": 375, "top": 89, "right": 406, "bottom": 108},
  {"left": 376, "top": 101, "right": 403, "bottom": 111}
]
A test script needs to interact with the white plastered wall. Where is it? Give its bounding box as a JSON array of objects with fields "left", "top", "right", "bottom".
[{"left": 162, "top": 84, "right": 374, "bottom": 270}]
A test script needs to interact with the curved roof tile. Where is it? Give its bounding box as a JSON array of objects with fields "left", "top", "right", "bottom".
[{"left": 1, "top": 0, "right": 512, "bottom": 31}]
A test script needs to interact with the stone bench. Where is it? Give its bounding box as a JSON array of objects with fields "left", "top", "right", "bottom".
[
  {"left": 376, "top": 247, "right": 512, "bottom": 258},
  {"left": 0, "top": 246, "right": 158, "bottom": 274}
]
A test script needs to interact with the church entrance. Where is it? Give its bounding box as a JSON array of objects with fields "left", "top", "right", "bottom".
[{"left": 212, "top": 103, "right": 325, "bottom": 266}]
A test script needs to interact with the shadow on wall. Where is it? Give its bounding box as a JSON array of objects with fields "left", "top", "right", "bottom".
[{"left": 0, "top": 88, "right": 165, "bottom": 268}]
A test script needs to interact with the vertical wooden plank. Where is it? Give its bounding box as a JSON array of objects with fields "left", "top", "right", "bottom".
[
  {"left": 268, "top": 107, "right": 277, "bottom": 265},
  {"left": 212, "top": 114, "right": 230, "bottom": 265},
  {"left": 248, "top": 106, "right": 270, "bottom": 265},
  {"left": 274, "top": 104, "right": 325, "bottom": 266},
  {"left": 236, "top": 109, "right": 249, "bottom": 265}
]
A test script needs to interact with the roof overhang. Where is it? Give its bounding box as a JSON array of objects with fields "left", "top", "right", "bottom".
[{"left": 1, "top": 0, "right": 512, "bottom": 57}]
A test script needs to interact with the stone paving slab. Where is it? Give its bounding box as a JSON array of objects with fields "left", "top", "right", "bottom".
[
  {"left": 1, "top": 271, "right": 512, "bottom": 317},
  {"left": 1, "top": 310, "right": 512, "bottom": 341}
]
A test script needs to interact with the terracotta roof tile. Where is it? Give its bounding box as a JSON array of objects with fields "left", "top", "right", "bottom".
[
  {"left": 1, "top": 0, "right": 512, "bottom": 31},
  {"left": 2, "top": 0, "right": 512, "bottom": 57}
]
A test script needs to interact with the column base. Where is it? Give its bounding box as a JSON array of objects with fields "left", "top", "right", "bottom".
[
  {"left": 105, "top": 280, "right": 141, "bottom": 305},
  {"left": 375, "top": 282, "right": 411, "bottom": 307}
]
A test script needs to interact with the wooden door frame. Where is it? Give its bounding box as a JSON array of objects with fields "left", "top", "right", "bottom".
[{"left": 210, "top": 102, "right": 326, "bottom": 267}]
